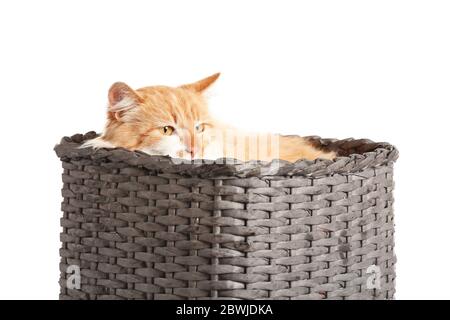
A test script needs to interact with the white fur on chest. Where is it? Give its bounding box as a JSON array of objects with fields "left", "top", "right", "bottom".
[
  {"left": 80, "top": 137, "right": 116, "bottom": 149},
  {"left": 81, "top": 135, "right": 225, "bottom": 161}
]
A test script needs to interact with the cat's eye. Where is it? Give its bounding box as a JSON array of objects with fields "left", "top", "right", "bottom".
[
  {"left": 160, "top": 126, "right": 175, "bottom": 135},
  {"left": 195, "top": 123, "right": 206, "bottom": 133}
]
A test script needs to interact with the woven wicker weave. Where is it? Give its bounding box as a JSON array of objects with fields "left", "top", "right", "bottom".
[{"left": 54, "top": 131, "right": 398, "bottom": 300}]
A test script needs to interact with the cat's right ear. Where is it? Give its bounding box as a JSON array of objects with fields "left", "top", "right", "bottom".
[
  {"left": 108, "top": 82, "right": 143, "bottom": 122},
  {"left": 180, "top": 73, "right": 220, "bottom": 93}
]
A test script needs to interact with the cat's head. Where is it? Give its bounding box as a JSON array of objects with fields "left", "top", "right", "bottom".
[{"left": 100, "top": 73, "right": 220, "bottom": 160}]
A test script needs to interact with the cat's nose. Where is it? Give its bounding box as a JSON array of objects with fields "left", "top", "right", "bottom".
[{"left": 185, "top": 146, "right": 197, "bottom": 159}]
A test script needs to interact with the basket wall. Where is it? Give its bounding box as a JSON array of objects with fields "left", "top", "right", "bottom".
[{"left": 56, "top": 133, "right": 397, "bottom": 300}]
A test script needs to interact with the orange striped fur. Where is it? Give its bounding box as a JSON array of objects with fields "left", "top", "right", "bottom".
[{"left": 84, "top": 73, "right": 335, "bottom": 162}]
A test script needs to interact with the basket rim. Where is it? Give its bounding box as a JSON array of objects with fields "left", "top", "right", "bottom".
[{"left": 54, "top": 131, "right": 399, "bottom": 178}]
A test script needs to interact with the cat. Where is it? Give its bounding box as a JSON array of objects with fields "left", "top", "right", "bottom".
[{"left": 82, "top": 73, "right": 336, "bottom": 162}]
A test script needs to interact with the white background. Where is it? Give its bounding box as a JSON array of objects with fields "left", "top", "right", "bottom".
[{"left": 0, "top": 0, "right": 449, "bottom": 299}]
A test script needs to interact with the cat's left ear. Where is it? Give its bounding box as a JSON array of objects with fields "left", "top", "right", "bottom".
[
  {"left": 108, "top": 82, "right": 143, "bottom": 122},
  {"left": 180, "top": 73, "right": 220, "bottom": 93}
]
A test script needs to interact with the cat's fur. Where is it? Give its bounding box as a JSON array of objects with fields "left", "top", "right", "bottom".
[{"left": 82, "top": 73, "right": 335, "bottom": 162}]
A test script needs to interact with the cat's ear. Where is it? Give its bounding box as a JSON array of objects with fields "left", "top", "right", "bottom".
[
  {"left": 108, "top": 82, "right": 143, "bottom": 122},
  {"left": 180, "top": 73, "right": 220, "bottom": 93}
]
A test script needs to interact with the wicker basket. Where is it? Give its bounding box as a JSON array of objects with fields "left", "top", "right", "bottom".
[{"left": 54, "top": 131, "right": 399, "bottom": 300}]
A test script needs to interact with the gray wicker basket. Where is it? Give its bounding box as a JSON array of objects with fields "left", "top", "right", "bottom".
[{"left": 54, "top": 132, "right": 398, "bottom": 300}]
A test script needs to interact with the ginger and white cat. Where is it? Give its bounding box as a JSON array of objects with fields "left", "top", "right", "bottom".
[{"left": 83, "top": 73, "right": 335, "bottom": 162}]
